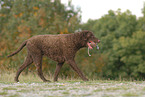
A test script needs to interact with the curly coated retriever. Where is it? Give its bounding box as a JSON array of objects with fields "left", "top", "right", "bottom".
[{"left": 7, "top": 30, "right": 100, "bottom": 82}]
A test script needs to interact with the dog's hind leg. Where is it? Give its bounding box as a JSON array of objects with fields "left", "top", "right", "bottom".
[
  {"left": 32, "top": 55, "right": 51, "bottom": 82},
  {"left": 15, "top": 54, "right": 33, "bottom": 82},
  {"left": 54, "top": 62, "right": 64, "bottom": 82}
]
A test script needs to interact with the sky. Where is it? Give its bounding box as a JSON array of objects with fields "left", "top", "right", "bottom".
[{"left": 61, "top": 0, "right": 145, "bottom": 23}]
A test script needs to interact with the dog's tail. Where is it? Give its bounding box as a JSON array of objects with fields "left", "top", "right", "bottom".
[{"left": 7, "top": 40, "right": 27, "bottom": 58}]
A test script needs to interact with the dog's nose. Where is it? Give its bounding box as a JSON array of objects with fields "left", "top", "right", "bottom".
[{"left": 98, "top": 40, "right": 100, "bottom": 43}]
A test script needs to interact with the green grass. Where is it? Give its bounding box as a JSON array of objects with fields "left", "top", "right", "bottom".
[
  {"left": 17, "top": 89, "right": 32, "bottom": 93},
  {"left": 105, "top": 87, "right": 121, "bottom": 91},
  {"left": 50, "top": 88, "right": 66, "bottom": 91},
  {"left": 62, "top": 91, "right": 69, "bottom": 94},
  {"left": 8, "top": 94, "right": 20, "bottom": 97},
  {"left": 3, "top": 87, "right": 17, "bottom": 90},
  {"left": 0, "top": 91, "right": 8, "bottom": 95},
  {"left": 122, "top": 93, "right": 140, "bottom": 96},
  {"left": 0, "top": 73, "right": 145, "bottom": 96},
  {"left": 0, "top": 72, "right": 42, "bottom": 83}
]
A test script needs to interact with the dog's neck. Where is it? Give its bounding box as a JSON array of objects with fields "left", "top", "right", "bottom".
[{"left": 71, "top": 32, "right": 87, "bottom": 49}]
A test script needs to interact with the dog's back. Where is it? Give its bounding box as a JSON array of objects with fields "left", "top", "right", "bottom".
[{"left": 26, "top": 35, "right": 66, "bottom": 62}]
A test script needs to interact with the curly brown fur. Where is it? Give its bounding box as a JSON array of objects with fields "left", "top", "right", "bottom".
[{"left": 8, "top": 30, "right": 100, "bottom": 82}]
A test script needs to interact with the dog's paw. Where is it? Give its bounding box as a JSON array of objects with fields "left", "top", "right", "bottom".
[
  {"left": 83, "top": 78, "right": 89, "bottom": 81},
  {"left": 43, "top": 80, "right": 51, "bottom": 82},
  {"left": 14, "top": 78, "right": 19, "bottom": 82}
]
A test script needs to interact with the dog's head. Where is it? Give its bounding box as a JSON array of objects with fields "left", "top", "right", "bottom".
[{"left": 81, "top": 30, "right": 100, "bottom": 49}]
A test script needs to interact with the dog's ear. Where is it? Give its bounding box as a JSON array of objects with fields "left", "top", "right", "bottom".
[
  {"left": 83, "top": 31, "right": 92, "bottom": 40},
  {"left": 86, "top": 32, "right": 92, "bottom": 38}
]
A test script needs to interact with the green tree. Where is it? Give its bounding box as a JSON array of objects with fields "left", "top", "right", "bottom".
[
  {"left": 113, "top": 31, "right": 145, "bottom": 78},
  {"left": 81, "top": 9, "right": 141, "bottom": 79}
]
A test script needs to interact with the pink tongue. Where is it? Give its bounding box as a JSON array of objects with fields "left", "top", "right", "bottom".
[{"left": 87, "top": 43, "right": 93, "bottom": 49}]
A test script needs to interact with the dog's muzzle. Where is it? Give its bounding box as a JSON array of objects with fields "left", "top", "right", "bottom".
[{"left": 87, "top": 41, "right": 100, "bottom": 56}]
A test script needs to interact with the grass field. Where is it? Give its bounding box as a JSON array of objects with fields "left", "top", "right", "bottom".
[{"left": 0, "top": 73, "right": 145, "bottom": 97}]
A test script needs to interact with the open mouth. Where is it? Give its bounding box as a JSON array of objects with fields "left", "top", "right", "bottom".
[
  {"left": 87, "top": 41, "right": 100, "bottom": 56},
  {"left": 87, "top": 41, "right": 99, "bottom": 49},
  {"left": 87, "top": 42, "right": 93, "bottom": 49}
]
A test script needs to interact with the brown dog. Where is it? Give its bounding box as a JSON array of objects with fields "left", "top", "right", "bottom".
[{"left": 8, "top": 30, "right": 100, "bottom": 82}]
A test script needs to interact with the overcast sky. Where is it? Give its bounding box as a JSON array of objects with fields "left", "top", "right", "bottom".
[{"left": 61, "top": 0, "right": 145, "bottom": 23}]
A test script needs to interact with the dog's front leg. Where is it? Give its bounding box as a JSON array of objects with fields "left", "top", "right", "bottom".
[
  {"left": 67, "top": 60, "right": 89, "bottom": 81},
  {"left": 54, "top": 62, "right": 64, "bottom": 82}
]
